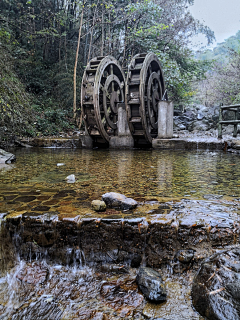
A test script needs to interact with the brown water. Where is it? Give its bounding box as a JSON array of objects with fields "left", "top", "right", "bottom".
[{"left": 0, "top": 148, "right": 239, "bottom": 217}]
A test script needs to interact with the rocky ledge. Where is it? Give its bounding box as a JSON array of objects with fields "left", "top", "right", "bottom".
[
  {"left": 0, "top": 148, "right": 16, "bottom": 163},
  {"left": 1, "top": 197, "right": 240, "bottom": 273}
]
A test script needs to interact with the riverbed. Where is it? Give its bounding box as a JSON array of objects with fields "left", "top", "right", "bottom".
[{"left": 0, "top": 148, "right": 239, "bottom": 319}]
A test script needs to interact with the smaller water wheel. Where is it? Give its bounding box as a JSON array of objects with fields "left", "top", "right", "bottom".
[
  {"left": 126, "top": 53, "right": 167, "bottom": 144},
  {"left": 81, "top": 56, "right": 125, "bottom": 143}
]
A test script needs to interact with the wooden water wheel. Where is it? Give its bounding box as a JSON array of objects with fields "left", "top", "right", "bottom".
[
  {"left": 126, "top": 53, "right": 167, "bottom": 144},
  {"left": 81, "top": 56, "right": 125, "bottom": 143}
]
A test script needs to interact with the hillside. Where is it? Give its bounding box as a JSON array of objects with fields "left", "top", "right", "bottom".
[
  {"left": 196, "top": 30, "right": 240, "bottom": 64},
  {"left": 0, "top": 37, "right": 35, "bottom": 144}
]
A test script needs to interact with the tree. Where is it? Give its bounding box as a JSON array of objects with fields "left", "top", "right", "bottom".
[
  {"left": 194, "top": 31, "right": 240, "bottom": 106},
  {"left": 0, "top": 0, "right": 215, "bottom": 137}
]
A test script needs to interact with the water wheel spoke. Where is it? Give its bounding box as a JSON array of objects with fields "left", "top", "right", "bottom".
[
  {"left": 126, "top": 53, "right": 166, "bottom": 143},
  {"left": 81, "top": 56, "right": 125, "bottom": 142}
]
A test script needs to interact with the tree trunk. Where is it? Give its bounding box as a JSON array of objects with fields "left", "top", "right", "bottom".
[
  {"left": 73, "top": 4, "right": 84, "bottom": 121},
  {"left": 87, "top": 0, "right": 99, "bottom": 63},
  {"left": 101, "top": 7, "right": 104, "bottom": 56}
]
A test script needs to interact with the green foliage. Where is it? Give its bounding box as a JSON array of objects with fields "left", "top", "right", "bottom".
[
  {"left": 0, "top": 29, "right": 36, "bottom": 141},
  {"left": 197, "top": 30, "right": 240, "bottom": 64},
  {"left": 124, "top": 0, "right": 214, "bottom": 102},
  {"left": 32, "top": 103, "right": 75, "bottom": 136},
  {"left": 194, "top": 32, "right": 240, "bottom": 106},
  {"left": 0, "top": 0, "right": 215, "bottom": 142}
]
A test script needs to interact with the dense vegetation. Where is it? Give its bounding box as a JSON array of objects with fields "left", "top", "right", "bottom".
[
  {"left": 195, "top": 31, "right": 240, "bottom": 106},
  {"left": 0, "top": 0, "right": 214, "bottom": 140}
]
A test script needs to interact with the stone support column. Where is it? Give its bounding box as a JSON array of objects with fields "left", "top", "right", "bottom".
[
  {"left": 157, "top": 101, "right": 173, "bottom": 139},
  {"left": 109, "top": 103, "right": 134, "bottom": 148}
]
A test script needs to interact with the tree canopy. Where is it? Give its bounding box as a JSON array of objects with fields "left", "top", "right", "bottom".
[
  {"left": 194, "top": 30, "right": 240, "bottom": 106},
  {"left": 0, "top": 0, "right": 215, "bottom": 137}
]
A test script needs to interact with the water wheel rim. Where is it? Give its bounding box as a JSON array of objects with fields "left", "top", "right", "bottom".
[
  {"left": 81, "top": 56, "right": 125, "bottom": 143},
  {"left": 126, "top": 52, "right": 166, "bottom": 144}
]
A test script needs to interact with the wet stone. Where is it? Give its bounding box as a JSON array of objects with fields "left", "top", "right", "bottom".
[
  {"left": 37, "top": 195, "right": 51, "bottom": 201},
  {"left": 101, "top": 264, "right": 129, "bottom": 273},
  {"left": 147, "top": 208, "right": 167, "bottom": 215},
  {"left": 20, "top": 191, "right": 41, "bottom": 196},
  {"left": 31, "top": 205, "right": 50, "bottom": 212},
  {"left": 15, "top": 195, "right": 36, "bottom": 202},
  {"left": 0, "top": 149, "right": 16, "bottom": 163},
  {"left": 158, "top": 204, "right": 171, "bottom": 210},
  {"left": 43, "top": 199, "right": 59, "bottom": 205},
  {"left": 3, "top": 195, "right": 17, "bottom": 201},
  {"left": 102, "top": 192, "right": 138, "bottom": 211},
  {"left": 91, "top": 200, "right": 106, "bottom": 212},
  {"left": 176, "top": 249, "right": 195, "bottom": 264},
  {"left": 100, "top": 278, "right": 144, "bottom": 315},
  {"left": 131, "top": 254, "right": 142, "bottom": 268},
  {"left": 22, "top": 211, "right": 57, "bottom": 222},
  {"left": 203, "top": 194, "right": 223, "bottom": 200},
  {"left": 136, "top": 267, "right": 167, "bottom": 302},
  {"left": 11, "top": 298, "right": 62, "bottom": 320},
  {"left": 53, "top": 190, "right": 76, "bottom": 199},
  {"left": 16, "top": 262, "right": 49, "bottom": 284},
  {"left": 77, "top": 193, "right": 89, "bottom": 200},
  {"left": 192, "top": 247, "right": 240, "bottom": 320}
]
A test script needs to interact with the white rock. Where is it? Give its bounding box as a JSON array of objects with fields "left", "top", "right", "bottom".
[
  {"left": 65, "top": 174, "right": 75, "bottom": 183},
  {"left": 57, "top": 163, "right": 65, "bottom": 166}
]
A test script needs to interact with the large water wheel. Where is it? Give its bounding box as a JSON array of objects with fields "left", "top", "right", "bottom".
[
  {"left": 81, "top": 56, "right": 125, "bottom": 143},
  {"left": 126, "top": 53, "right": 167, "bottom": 144}
]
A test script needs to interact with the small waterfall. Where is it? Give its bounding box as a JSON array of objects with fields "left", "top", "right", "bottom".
[{"left": 0, "top": 259, "right": 25, "bottom": 320}]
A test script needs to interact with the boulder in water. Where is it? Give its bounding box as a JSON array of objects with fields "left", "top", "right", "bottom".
[
  {"left": 91, "top": 200, "right": 106, "bottom": 212},
  {"left": 65, "top": 174, "right": 75, "bottom": 183},
  {"left": 136, "top": 267, "right": 167, "bottom": 302},
  {"left": 102, "top": 192, "right": 138, "bottom": 211},
  {"left": 192, "top": 247, "right": 240, "bottom": 320}
]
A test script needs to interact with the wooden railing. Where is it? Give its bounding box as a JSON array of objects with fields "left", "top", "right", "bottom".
[{"left": 218, "top": 104, "right": 240, "bottom": 138}]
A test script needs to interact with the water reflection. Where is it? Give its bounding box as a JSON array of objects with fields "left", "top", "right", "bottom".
[
  {"left": 157, "top": 154, "right": 173, "bottom": 196},
  {"left": 0, "top": 149, "right": 239, "bottom": 214}
]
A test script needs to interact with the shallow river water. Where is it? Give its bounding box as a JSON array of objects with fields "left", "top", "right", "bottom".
[
  {"left": 1, "top": 148, "right": 240, "bottom": 203},
  {"left": 0, "top": 148, "right": 239, "bottom": 320}
]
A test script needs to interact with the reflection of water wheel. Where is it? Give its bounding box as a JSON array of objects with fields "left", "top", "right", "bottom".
[
  {"left": 126, "top": 53, "right": 167, "bottom": 144},
  {"left": 81, "top": 56, "right": 125, "bottom": 143}
]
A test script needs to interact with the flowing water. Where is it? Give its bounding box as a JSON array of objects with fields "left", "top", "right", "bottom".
[{"left": 0, "top": 148, "right": 239, "bottom": 319}]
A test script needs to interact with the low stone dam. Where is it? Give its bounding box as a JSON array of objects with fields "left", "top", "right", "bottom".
[{"left": 0, "top": 148, "right": 240, "bottom": 319}]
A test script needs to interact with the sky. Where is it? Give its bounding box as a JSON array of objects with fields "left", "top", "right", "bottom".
[{"left": 189, "top": 0, "right": 240, "bottom": 49}]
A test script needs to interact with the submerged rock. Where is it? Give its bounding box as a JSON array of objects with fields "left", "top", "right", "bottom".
[
  {"left": 57, "top": 163, "right": 65, "bottom": 166},
  {"left": 102, "top": 192, "right": 138, "bottom": 211},
  {"left": 91, "top": 200, "right": 106, "bottom": 212},
  {"left": 176, "top": 249, "right": 195, "bottom": 264},
  {"left": 192, "top": 247, "right": 240, "bottom": 320},
  {"left": 65, "top": 174, "right": 75, "bottom": 183},
  {"left": 101, "top": 264, "right": 129, "bottom": 273},
  {"left": 0, "top": 149, "right": 16, "bottom": 164},
  {"left": 203, "top": 194, "right": 223, "bottom": 200},
  {"left": 136, "top": 267, "right": 167, "bottom": 302}
]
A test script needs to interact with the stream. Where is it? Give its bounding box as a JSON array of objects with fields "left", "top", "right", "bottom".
[{"left": 0, "top": 148, "right": 239, "bottom": 319}]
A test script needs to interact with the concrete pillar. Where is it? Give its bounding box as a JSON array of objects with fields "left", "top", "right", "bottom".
[
  {"left": 117, "top": 103, "right": 131, "bottom": 136},
  {"left": 158, "top": 101, "right": 173, "bottom": 139},
  {"left": 109, "top": 103, "right": 134, "bottom": 148}
]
